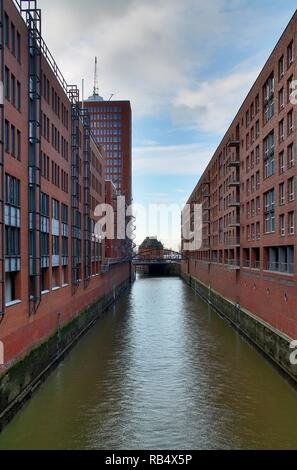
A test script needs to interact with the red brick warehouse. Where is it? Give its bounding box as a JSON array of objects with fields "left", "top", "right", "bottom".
[
  {"left": 0, "top": 0, "right": 132, "bottom": 370},
  {"left": 182, "top": 10, "right": 297, "bottom": 340}
]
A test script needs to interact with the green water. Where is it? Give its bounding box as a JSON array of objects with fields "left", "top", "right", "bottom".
[{"left": 0, "top": 275, "right": 297, "bottom": 450}]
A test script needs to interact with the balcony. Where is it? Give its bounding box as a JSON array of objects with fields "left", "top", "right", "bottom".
[
  {"left": 227, "top": 140, "right": 240, "bottom": 149},
  {"left": 227, "top": 157, "right": 240, "bottom": 168},
  {"left": 228, "top": 197, "right": 240, "bottom": 208},
  {"left": 226, "top": 259, "right": 240, "bottom": 270},
  {"left": 228, "top": 176, "right": 240, "bottom": 188},
  {"left": 227, "top": 237, "right": 240, "bottom": 247},
  {"left": 251, "top": 260, "right": 260, "bottom": 270},
  {"left": 265, "top": 262, "right": 294, "bottom": 275},
  {"left": 228, "top": 216, "right": 240, "bottom": 227}
]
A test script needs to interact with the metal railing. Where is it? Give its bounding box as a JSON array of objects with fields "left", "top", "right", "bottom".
[
  {"left": 228, "top": 176, "right": 240, "bottom": 186},
  {"left": 226, "top": 259, "right": 240, "bottom": 269},
  {"left": 228, "top": 197, "right": 240, "bottom": 207},
  {"left": 251, "top": 260, "right": 260, "bottom": 269},
  {"left": 227, "top": 237, "right": 240, "bottom": 246},
  {"left": 228, "top": 216, "right": 240, "bottom": 226},
  {"left": 265, "top": 262, "right": 294, "bottom": 274}
]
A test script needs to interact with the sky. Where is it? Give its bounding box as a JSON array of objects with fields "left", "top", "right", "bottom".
[{"left": 39, "top": 0, "right": 297, "bottom": 250}]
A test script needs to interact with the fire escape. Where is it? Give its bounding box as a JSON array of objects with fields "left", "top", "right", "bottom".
[
  {"left": 81, "top": 108, "right": 91, "bottom": 288},
  {"left": 67, "top": 85, "right": 80, "bottom": 293},
  {"left": 0, "top": 0, "right": 4, "bottom": 319},
  {"left": 227, "top": 137, "right": 241, "bottom": 270},
  {"left": 202, "top": 177, "right": 211, "bottom": 262},
  {"left": 21, "top": 1, "right": 42, "bottom": 313}
]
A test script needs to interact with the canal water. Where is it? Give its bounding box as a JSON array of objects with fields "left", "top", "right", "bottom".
[{"left": 1, "top": 275, "right": 297, "bottom": 450}]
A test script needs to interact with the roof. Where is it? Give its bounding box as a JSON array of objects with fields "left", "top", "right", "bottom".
[{"left": 139, "top": 237, "right": 164, "bottom": 250}]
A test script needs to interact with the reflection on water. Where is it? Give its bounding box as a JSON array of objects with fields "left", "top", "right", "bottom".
[{"left": 0, "top": 275, "right": 297, "bottom": 450}]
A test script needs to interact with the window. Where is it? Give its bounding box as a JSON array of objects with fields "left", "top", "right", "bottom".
[
  {"left": 266, "top": 246, "right": 294, "bottom": 273},
  {"left": 255, "top": 146, "right": 260, "bottom": 165},
  {"left": 11, "top": 74, "right": 15, "bottom": 105},
  {"left": 16, "top": 81, "right": 21, "bottom": 111},
  {"left": 288, "top": 177, "right": 295, "bottom": 202},
  {"left": 264, "top": 131, "right": 275, "bottom": 178},
  {"left": 256, "top": 196, "right": 260, "bottom": 214},
  {"left": 288, "top": 109, "right": 294, "bottom": 134},
  {"left": 16, "top": 32, "right": 21, "bottom": 62},
  {"left": 280, "top": 214, "right": 285, "bottom": 236},
  {"left": 10, "top": 125, "right": 15, "bottom": 157},
  {"left": 4, "top": 67, "right": 9, "bottom": 100},
  {"left": 255, "top": 120, "right": 260, "bottom": 139},
  {"left": 279, "top": 119, "right": 284, "bottom": 142},
  {"left": 40, "top": 204, "right": 49, "bottom": 259},
  {"left": 288, "top": 76, "right": 294, "bottom": 103},
  {"left": 52, "top": 199, "right": 59, "bottom": 220},
  {"left": 279, "top": 151, "right": 285, "bottom": 174},
  {"left": 255, "top": 94, "right": 260, "bottom": 114},
  {"left": 52, "top": 236, "right": 59, "bottom": 256},
  {"left": 11, "top": 22, "right": 15, "bottom": 55},
  {"left": 288, "top": 143, "right": 294, "bottom": 168},
  {"left": 16, "top": 130, "right": 21, "bottom": 161},
  {"left": 251, "top": 151, "right": 255, "bottom": 169},
  {"left": 4, "top": 13, "right": 9, "bottom": 48},
  {"left": 279, "top": 182, "right": 285, "bottom": 205},
  {"left": 251, "top": 175, "right": 255, "bottom": 193},
  {"left": 52, "top": 267, "right": 59, "bottom": 289},
  {"left": 279, "top": 88, "right": 284, "bottom": 110},
  {"left": 288, "top": 212, "right": 295, "bottom": 235},
  {"left": 5, "top": 120, "right": 9, "bottom": 153},
  {"left": 246, "top": 110, "right": 250, "bottom": 127},
  {"left": 256, "top": 171, "right": 260, "bottom": 190},
  {"left": 264, "top": 189, "right": 275, "bottom": 234},
  {"left": 5, "top": 174, "right": 21, "bottom": 281},
  {"left": 263, "top": 74, "right": 274, "bottom": 124},
  {"left": 279, "top": 55, "right": 285, "bottom": 79},
  {"left": 246, "top": 179, "right": 250, "bottom": 196},
  {"left": 288, "top": 40, "right": 294, "bottom": 67},
  {"left": 250, "top": 102, "right": 254, "bottom": 120}
]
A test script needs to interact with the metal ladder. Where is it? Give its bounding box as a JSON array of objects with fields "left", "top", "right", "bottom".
[
  {"left": 68, "top": 85, "right": 80, "bottom": 294},
  {"left": 21, "top": 1, "right": 42, "bottom": 314},
  {"left": 81, "top": 109, "right": 91, "bottom": 288}
]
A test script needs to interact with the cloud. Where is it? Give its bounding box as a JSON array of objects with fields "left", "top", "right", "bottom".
[
  {"left": 133, "top": 142, "right": 217, "bottom": 176},
  {"left": 172, "top": 61, "right": 262, "bottom": 134},
  {"left": 38, "top": 0, "right": 292, "bottom": 119}
]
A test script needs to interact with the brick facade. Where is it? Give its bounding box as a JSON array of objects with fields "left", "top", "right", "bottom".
[
  {"left": 0, "top": 0, "right": 131, "bottom": 368},
  {"left": 182, "top": 10, "right": 297, "bottom": 339}
]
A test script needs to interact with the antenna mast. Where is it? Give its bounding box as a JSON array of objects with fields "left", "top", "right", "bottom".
[{"left": 93, "top": 56, "right": 99, "bottom": 97}]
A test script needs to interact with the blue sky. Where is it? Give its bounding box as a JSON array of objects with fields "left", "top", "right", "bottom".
[{"left": 40, "top": 0, "right": 297, "bottom": 249}]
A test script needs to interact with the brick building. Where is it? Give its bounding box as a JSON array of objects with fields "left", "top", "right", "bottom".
[
  {"left": 139, "top": 237, "right": 164, "bottom": 260},
  {"left": 84, "top": 94, "right": 132, "bottom": 205},
  {"left": 83, "top": 89, "right": 133, "bottom": 262},
  {"left": 0, "top": 0, "right": 131, "bottom": 369},
  {"left": 182, "top": 10, "right": 297, "bottom": 340}
]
